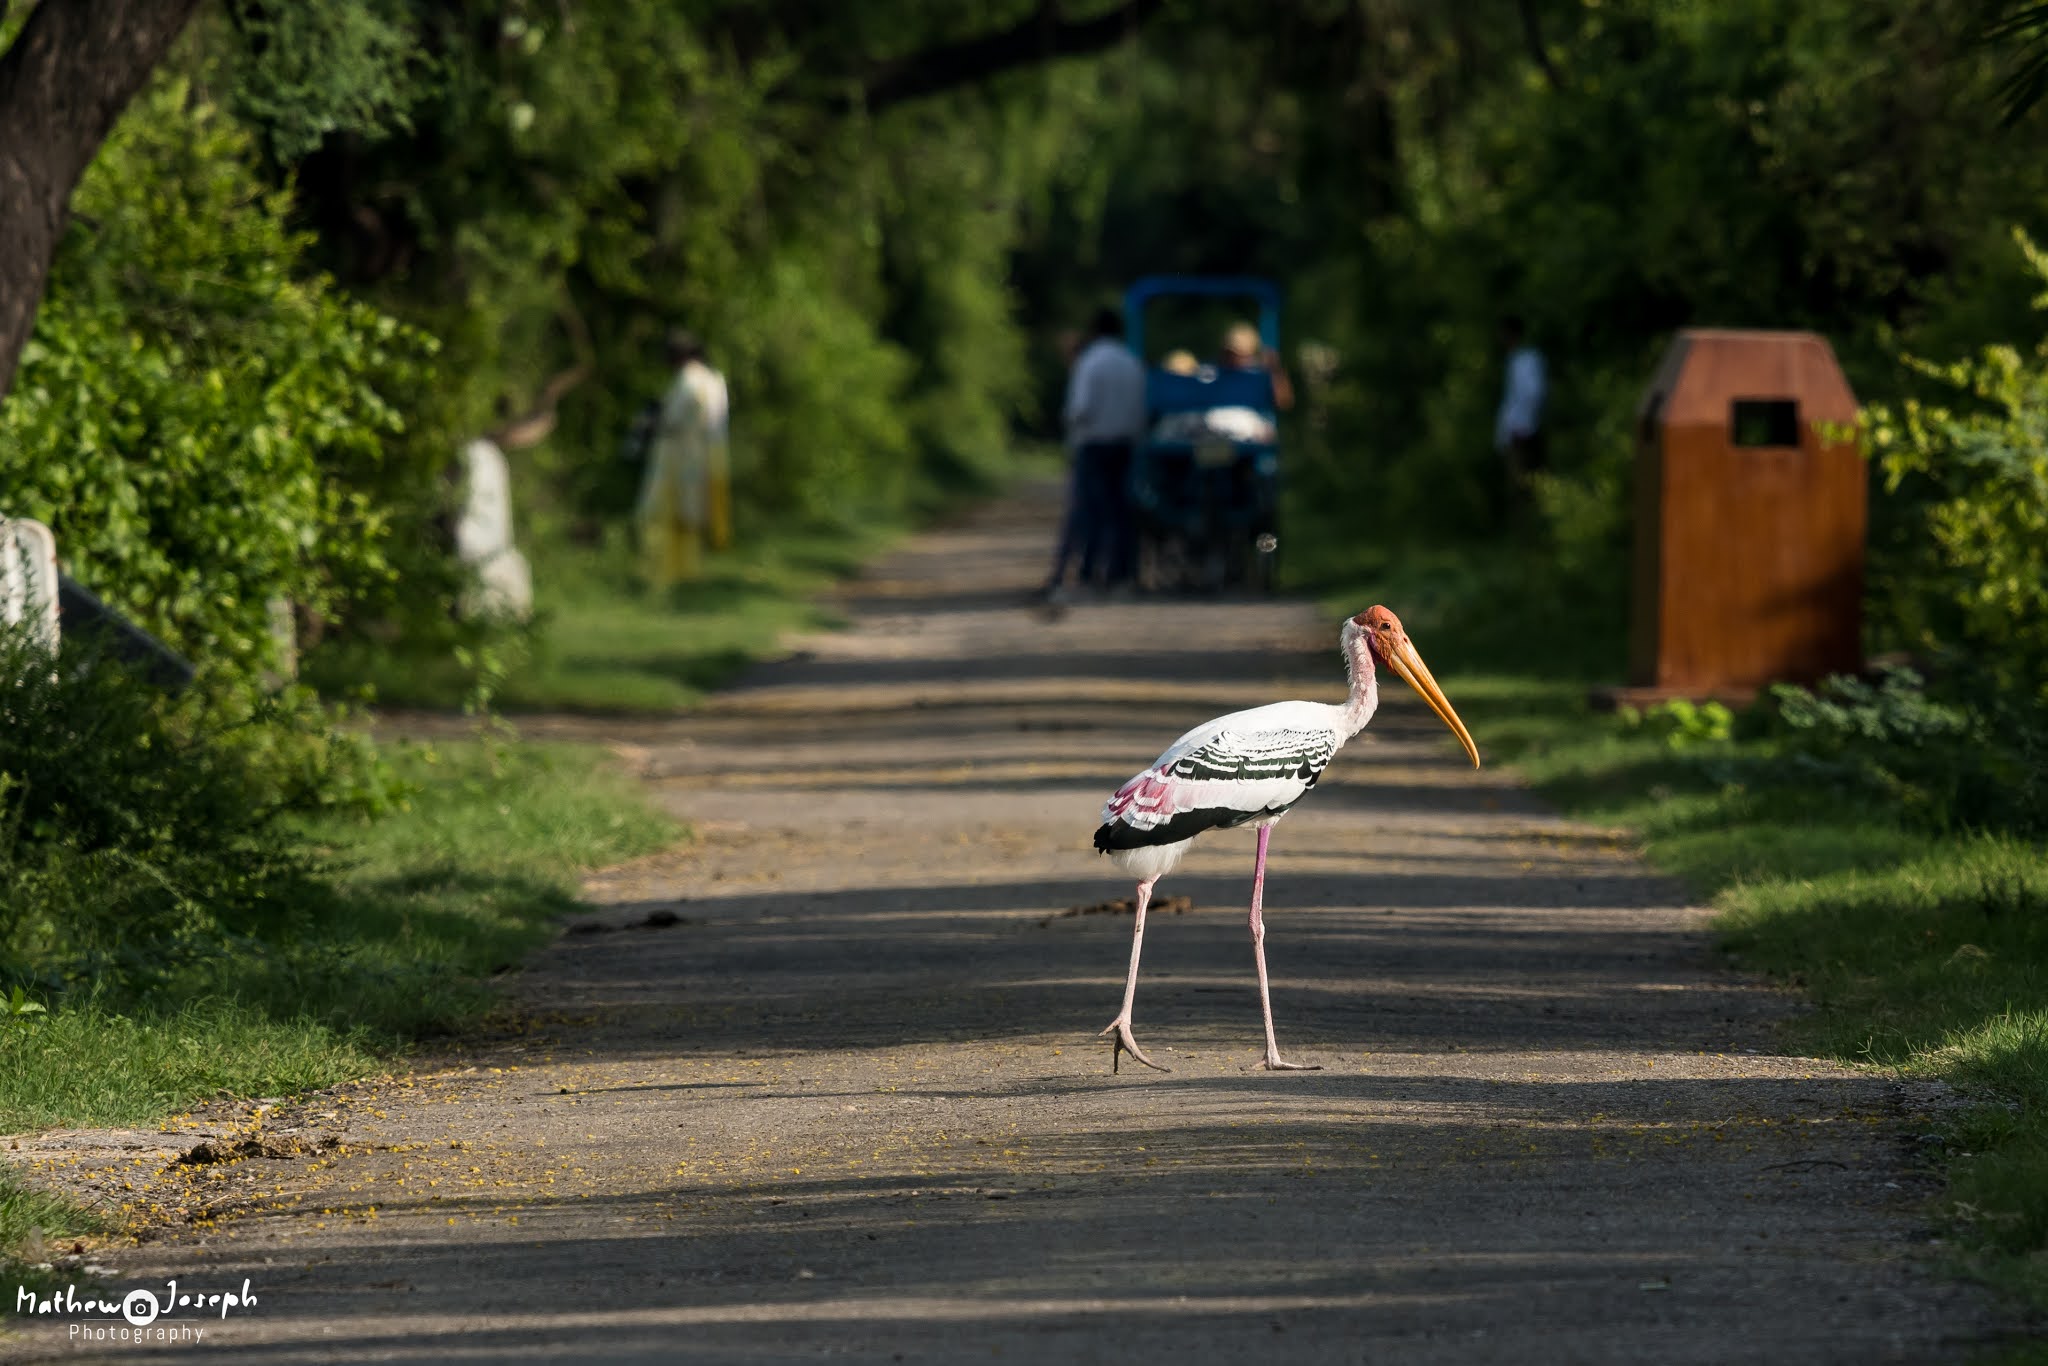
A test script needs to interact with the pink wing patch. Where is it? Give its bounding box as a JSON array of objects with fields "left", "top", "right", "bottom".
[{"left": 1102, "top": 769, "right": 1177, "bottom": 826}]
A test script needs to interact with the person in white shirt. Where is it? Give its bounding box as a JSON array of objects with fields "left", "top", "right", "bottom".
[
  {"left": 1039, "top": 307, "right": 1147, "bottom": 598},
  {"left": 637, "top": 329, "right": 731, "bottom": 588},
  {"left": 1494, "top": 315, "right": 1548, "bottom": 499}
]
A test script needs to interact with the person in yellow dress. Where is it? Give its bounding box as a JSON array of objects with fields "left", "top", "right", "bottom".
[{"left": 637, "top": 330, "right": 731, "bottom": 587}]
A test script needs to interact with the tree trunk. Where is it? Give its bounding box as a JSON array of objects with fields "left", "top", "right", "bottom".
[{"left": 0, "top": 0, "right": 203, "bottom": 402}]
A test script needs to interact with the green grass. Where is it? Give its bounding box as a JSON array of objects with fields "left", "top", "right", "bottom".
[
  {"left": 312, "top": 522, "right": 894, "bottom": 714},
  {"left": 1296, "top": 526, "right": 2048, "bottom": 1322},
  {"left": 1496, "top": 698, "right": 2048, "bottom": 1316},
  {"left": 311, "top": 442, "right": 1061, "bottom": 716},
  {"left": 0, "top": 741, "right": 674, "bottom": 1133},
  {"left": 2, "top": 736, "right": 674, "bottom": 1308},
  {"left": 4, "top": 456, "right": 1029, "bottom": 1301},
  {"left": 0, "top": 1002, "right": 383, "bottom": 1134},
  {"left": 503, "top": 522, "right": 888, "bottom": 712},
  {"left": 0, "top": 1166, "right": 105, "bottom": 1304}
]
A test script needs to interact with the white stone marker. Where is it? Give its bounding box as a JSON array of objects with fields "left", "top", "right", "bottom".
[
  {"left": 454, "top": 437, "right": 534, "bottom": 621},
  {"left": 0, "top": 517, "right": 61, "bottom": 656}
]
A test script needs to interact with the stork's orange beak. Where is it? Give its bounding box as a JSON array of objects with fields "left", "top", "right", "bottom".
[{"left": 1386, "top": 635, "right": 1480, "bottom": 768}]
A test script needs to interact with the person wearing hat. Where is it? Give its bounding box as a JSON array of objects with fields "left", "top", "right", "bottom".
[{"left": 637, "top": 328, "right": 731, "bottom": 588}]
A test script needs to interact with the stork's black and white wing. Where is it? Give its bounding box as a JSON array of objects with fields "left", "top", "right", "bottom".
[{"left": 1094, "top": 700, "right": 1344, "bottom": 852}]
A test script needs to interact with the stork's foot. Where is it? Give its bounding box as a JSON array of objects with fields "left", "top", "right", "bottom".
[
  {"left": 1099, "top": 1016, "right": 1169, "bottom": 1074},
  {"left": 1257, "top": 1053, "right": 1322, "bottom": 1072}
]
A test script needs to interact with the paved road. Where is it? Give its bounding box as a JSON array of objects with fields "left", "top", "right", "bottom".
[{"left": 10, "top": 484, "right": 2000, "bottom": 1362}]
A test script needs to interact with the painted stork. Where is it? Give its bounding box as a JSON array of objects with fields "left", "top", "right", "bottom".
[{"left": 1092, "top": 605, "right": 1479, "bottom": 1072}]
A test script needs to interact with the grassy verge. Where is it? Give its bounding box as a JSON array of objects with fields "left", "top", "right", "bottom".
[
  {"left": 309, "top": 523, "right": 893, "bottom": 713},
  {"left": 310, "top": 448, "right": 1060, "bottom": 715},
  {"left": 0, "top": 1166, "right": 107, "bottom": 1307},
  {"left": 1296, "top": 531, "right": 2048, "bottom": 1320},
  {"left": 0, "top": 737, "right": 667, "bottom": 1302},
  {"left": 1476, "top": 682, "right": 2048, "bottom": 1314},
  {"left": 0, "top": 740, "right": 672, "bottom": 1133},
  {"left": 1, "top": 738, "right": 674, "bottom": 1300}
]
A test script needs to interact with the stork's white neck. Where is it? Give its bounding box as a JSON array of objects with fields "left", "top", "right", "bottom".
[{"left": 1340, "top": 631, "right": 1379, "bottom": 736}]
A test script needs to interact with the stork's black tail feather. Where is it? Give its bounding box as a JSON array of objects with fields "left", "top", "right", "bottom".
[{"left": 1094, "top": 805, "right": 1262, "bottom": 855}]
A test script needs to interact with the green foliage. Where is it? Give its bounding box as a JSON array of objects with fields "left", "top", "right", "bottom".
[
  {"left": 1865, "top": 240, "right": 2048, "bottom": 705},
  {"left": 215, "top": 685, "right": 413, "bottom": 817},
  {"left": 1768, "top": 669, "right": 2046, "bottom": 836},
  {"left": 1, "top": 985, "right": 47, "bottom": 1026},
  {"left": 0, "top": 736, "right": 672, "bottom": 1131},
  {"left": 274, "top": 4, "right": 1053, "bottom": 536},
  {"left": 303, "top": 506, "right": 926, "bottom": 714},
  {"left": 221, "top": 0, "right": 438, "bottom": 161},
  {"left": 1772, "top": 667, "right": 1972, "bottom": 758},
  {"left": 0, "top": 79, "right": 449, "bottom": 686},
  {"left": 1434, "top": 642, "right": 2048, "bottom": 1313},
  {"left": 1980, "top": 0, "right": 2048, "bottom": 125},
  {"left": 0, "top": 632, "right": 311, "bottom": 989},
  {"left": 1016, "top": 0, "right": 2048, "bottom": 652},
  {"left": 1618, "top": 698, "right": 1735, "bottom": 752}
]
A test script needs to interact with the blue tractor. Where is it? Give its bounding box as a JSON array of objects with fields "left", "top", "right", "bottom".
[{"left": 1123, "top": 275, "right": 1283, "bottom": 594}]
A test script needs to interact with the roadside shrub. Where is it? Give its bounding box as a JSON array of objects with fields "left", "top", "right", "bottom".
[
  {"left": 1620, "top": 698, "right": 1735, "bottom": 752},
  {"left": 1825, "top": 231, "right": 2048, "bottom": 834},
  {"left": 1768, "top": 668, "right": 2045, "bottom": 836},
  {"left": 1864, "top": 228, "right": 2048, "bottom": 707},
  {"left": 0, "top": 78, "right": 449, "bottom": 689},
  {"left": 0, "top": 631, "right": 312, "bottom": 992}
]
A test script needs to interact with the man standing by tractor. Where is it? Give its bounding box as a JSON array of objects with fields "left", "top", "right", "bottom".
[{"left": 1039, "top": 307, "right": 1147, "bottom": 601}]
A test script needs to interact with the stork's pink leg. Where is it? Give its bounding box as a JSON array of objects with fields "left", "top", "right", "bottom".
[
  {"left": 1100, "top": 876, "right": 1168, "bottom": 1073},
  {"left": 1250, "top": 825, "right": 1319, "bottom": 1071}
]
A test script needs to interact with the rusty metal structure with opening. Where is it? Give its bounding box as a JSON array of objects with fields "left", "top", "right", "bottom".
[{"left": 1627, "top": 328, "right": 1866, "bottom": 698}]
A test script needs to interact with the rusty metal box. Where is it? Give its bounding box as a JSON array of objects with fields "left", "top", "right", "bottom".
[{"left": 1628, "top": 329, "right": 1866, "bottom": 695}]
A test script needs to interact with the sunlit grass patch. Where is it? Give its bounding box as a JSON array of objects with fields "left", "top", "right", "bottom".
[
  {"left": 0, "top": 742, "right": 675, "bottom": 1133},
  {"left": 0, "top": 1003, "right": 378, "bottom": 1133},
  {"left": 1432, "top": 654, "right": 2048, "bottom": 1317},
  {"left": 1946, "top": 1011, "right": 2048, "bottom": 1313},
  {"left": 1718, "top": 840, "right": 2048, "bottom": 1066},
  {"left": 310, "top": 740, "right": 676, "bottom": 891},
  {"left": 499, "top": 520, "right": 883, "bottom": 713},
  {"left": 308, "top": 522, "right": 874, "bottom": 713},
  {"left": 0, "top": 1167, "right": 104, "bottom": 1312}
]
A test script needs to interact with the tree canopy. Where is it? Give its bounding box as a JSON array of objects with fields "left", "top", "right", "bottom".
[{"left": 4, "top": 0, "right": 2048, "bottom": 694}]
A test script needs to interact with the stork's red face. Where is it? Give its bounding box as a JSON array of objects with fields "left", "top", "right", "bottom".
[
  {"left": 1350, "top": 605, "right": 1480, "bottom": 768},
  {"left": 1353, "top": 605, "right": 1405, "bottom": 657}
]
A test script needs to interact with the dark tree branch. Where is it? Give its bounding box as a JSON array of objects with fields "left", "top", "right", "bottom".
[
  {"left": 1979, "top": 1, "right": 2048, "bottom": 124},
  {"left": 860, "top": 0, "right": 1169, "bottom": 115},
  {"left": 0, "top": 0, "right": 203, "bottom": 400},
  {"left": 489, "top": 291, "right": 596, "bottom": 450},
  {"left": 1517, "top": 0, "right": 1561, "bottom": 91}
]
